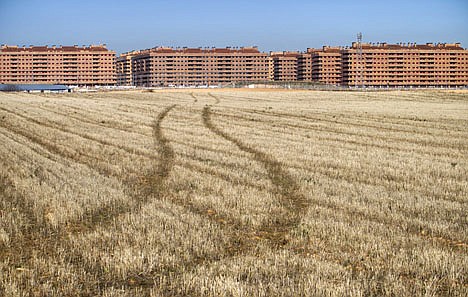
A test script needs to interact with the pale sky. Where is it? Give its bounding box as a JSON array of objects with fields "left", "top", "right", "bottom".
[{"left": 1, "top": 0, "right": 467, "bottom": 54}]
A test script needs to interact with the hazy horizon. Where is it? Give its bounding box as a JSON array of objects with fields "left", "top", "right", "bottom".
[{"left": 1, "top": 0, "right": 467, "bottom": 54}]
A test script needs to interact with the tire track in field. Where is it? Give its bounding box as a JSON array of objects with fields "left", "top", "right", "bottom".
[
  {"left": 202, "top": 105, "right": 309, "bottom": 249},
  {"left": 104, "top": 93, "right": 307, "bottom": 293},
  {"left": 190, "top": 92, "right": 198, "bottom": 102},
  {"left": 84, "top": 100, "right": 269, "bottom": 292},
  {"left": 0, "top": 105, "right": 177, "bottom": 296},
  {"left": 71, "top": 104, "right": 178, "bottom": 295},
  {"left": 199, "top": 104, "right": 467, "bottom": 285},
  {"left": 0, "top": 103, "right": 260, "bottom": 232},
  {"left": 200, "top": 107, "right": 467, "bottom": 250},
  {"left": 206, "top": 110, "right": 468, "bottom": 238},
  {"left": 6, "top": 104, "right": 267, "bottom": 194},
  {"left": 63, "top": 102, "right": 176, "bottom": 243},
  {"left": 2, "top": 97, "right": 464, "bottom": 293},
  {"left": 144, "top": 104, "right": 176, "bottom": 196},
  {"left": 110, "top": 93, "right": 281, "bottom": 295},
  {"left": 208, "top": 92, "right": 221, "bottom": 104}
]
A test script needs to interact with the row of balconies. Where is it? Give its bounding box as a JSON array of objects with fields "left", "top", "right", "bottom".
[
  {"left": 5, "top": 76, "right": 114, "bottom": 80},
  {"left": 150, "top": 58, "right": 265, "bottom": 62},
  {"left": 148, "top": 77, "right": 265, "bottom": 80},
  {"left": 1, "top": 60, "right": 112, "bottom": 62},
  {"left": 144, "top": 74, "right": 266, "bottom": 78},
  {"left": 148, "top": 64, "right": 265, "bottom": 67},
  {"left": 341, "top": 73, "right": 465, "bottom": 78},
  {"left": 149, "top": 68, "right": 266, "bottom": 71},
  {"left": 142, "top": 77, "right": 265, "bottom": 81},
  {"left": 4, "top": 54, "right": 111, "bottom": 57},
  {"left": 342, "top": 69, "right": 464, "bottom": 73},
  {"left": 344, "top": 78, "right": 465, "bottom": 81},
  {"left": 344, "top": 81, "right": 466, "bottom": 85}
]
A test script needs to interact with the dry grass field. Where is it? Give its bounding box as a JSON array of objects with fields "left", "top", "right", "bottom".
[{"left": 0, "top": 89, "right": 467, "bottom": 296}]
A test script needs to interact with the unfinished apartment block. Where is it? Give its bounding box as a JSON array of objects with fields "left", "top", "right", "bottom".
[
  {"left": 341, "top": 42, "right": 468, "bottom": 87},
  {"left": 269, "top": 52, "right": 300, "bottom": 81},
  {"left": 0, "top": 45, "right": 115, "bottom": 85},
  {"left": 1, "top": 42, "right": 467, "bottom": 88},
  {"left": 297, "top": 52, "right": 313, "bottom": 81},
  {"left": 126, "top": 47, "right": 268, "bottom": 87},
  {"left": 116, "top": 50, "right": 142, "bottom": 86},
  {"left": 271, "top": 43, "right": 467, "bottom": 87},
  {"left": 309, "top": 47, "right": 342, "bottom": 85}
]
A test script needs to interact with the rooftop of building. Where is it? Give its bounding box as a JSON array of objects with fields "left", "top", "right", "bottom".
[
  {"left": 307, "top": 46, "right": 343, "bottom": 54},
  {"left": 0, "top": 44, "right": 113, "bottom": 52},
  {"left": 350, "top": 42, "right": 465, "bottom": 50},
  {"left": 120, "top": 46, "right": 265, "bottom": 56},
  {"left": 269, "top": 51, "right": 301, "bottom": 57}
]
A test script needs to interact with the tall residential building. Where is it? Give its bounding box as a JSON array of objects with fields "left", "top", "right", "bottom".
[
  {"left": 269, "top": 51, "right": 300, "bottom": 81},
  {"left": 2, "top": 42, "right": 465, "bottom": 88},
  {"left": 116, "top": 50, "right": 145, "bottom": 86},
  {"left": 272, "top": 42, "right": 467, "bottom": 87},
  {"left": 129, "top": 47, "right": 268, "bottom": 87},
  {"left": 341, "top": 42, "right": 468, "bottom": 87},
  {"left": 310, "top": 47, "right": 342, "bottom": 85},
  {"left": 297, "top": 52, "right": 313, "bottom": 81},
  {"left": 0, "top": 45, "right": 115, "bottom": 86}
]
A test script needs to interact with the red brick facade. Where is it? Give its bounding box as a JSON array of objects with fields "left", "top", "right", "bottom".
[
  {"left": 310, "top": 47, "right": 342, "bottom": 85},
  {"left": 0, "top": 45, "right": 115, "bottom": 86},
  {"left": 1, "top": 42, "right": 467, "bottom": 88},
  {"left": 122, "top": 47, "right": 268, "bottom": 87},
  {"left": 282, "top": 43, "right": 468, "bottom": 87},
  {"left": 341, "top": 43, "right": 468, "bottom": 87},
  {"left": 269, "top": 52, "right": 300, "bottom": 81}
]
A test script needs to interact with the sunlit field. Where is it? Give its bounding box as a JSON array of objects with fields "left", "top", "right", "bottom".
[{"left": 0, "top": 89, "right": 467, "bottom": 296}]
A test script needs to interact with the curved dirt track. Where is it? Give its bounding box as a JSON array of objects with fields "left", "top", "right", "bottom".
[
  {"left": 0, "top": 104, "right": 178, "bottom": 295},
  {"left": 202, "top": 105, "right": 309, "bottom": 248},
  {"left": 1, "top": 90, "right": 467, "bottom": 296},
  {"left": 208, "top": 92, "right": 221, "bottom": 104}
]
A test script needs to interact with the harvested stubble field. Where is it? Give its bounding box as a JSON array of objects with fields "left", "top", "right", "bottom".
[{"left": 0, "top": 89, "right": 467, "bottom": 297}]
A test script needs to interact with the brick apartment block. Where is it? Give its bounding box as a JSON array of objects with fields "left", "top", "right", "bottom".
[
  {"left": 117, "top": 43, "right": 468, "bottom": 87},
  {"left": 278, "top": 42, "right": 468, "bottom": 87},
  {"left": 340, "top": 42, "right": 468, "bottom": 87},
  {"left": 0, "top": 45, "right": 116, "bottom": 86},
  {"left": 269, "top": 51, "right": 300, "bottom": 81},
  {"left": 297, "top": 52, "right": 312, "bottom": 81},
  {"left": 1, "top": 42, "right": 467, "bottom": 88},
  {"left": 309, "top": 47, "right": 343, "bottom": 85},
  {"left": 120, "top": 47, "right": 268, "bottom": 87},
  {"left": 116, "top": 50, "right": 142, "bottom": 86}
]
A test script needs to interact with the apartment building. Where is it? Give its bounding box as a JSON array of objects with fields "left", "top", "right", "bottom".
[
  {"left": 309, "top": 47, "right": 342, "bottom": 85},
  {"left": 129, "top": 47, "right": 268, "bottom": 87},
  {"left": 2, "top": 42, "right": 466, "bottom": 88},
  {"left": 116, "top": 51, "right": 140, "bottom": 86},
  {"left": 271, "top": 42, "right": 467, "bottom": 87},
  {"left": 341, "top": 42, "right": 468, "bottom": 87},
  {"left": 0, "top": 45, "right": 115, "bottom": 85},
  {"left": 297, "top": 52, "right": 313, "bottom": 81},
  {"left": 269, "top": 51, "right": 300, "bottom": 81}
]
